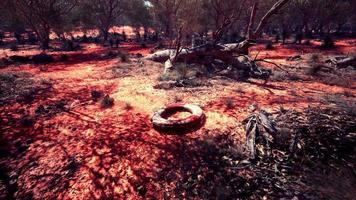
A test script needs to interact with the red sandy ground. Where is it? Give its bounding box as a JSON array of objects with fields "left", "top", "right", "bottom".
[{"left": 0, "top": 39, "right": 355, "bottom": 199}]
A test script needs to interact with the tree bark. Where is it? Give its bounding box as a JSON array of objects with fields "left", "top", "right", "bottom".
[
  {"left": 40, "top": 38, "right": 49, "bottom": 50},
  {"left": 39, "top": 29, "right": 50, "bottom": 50},
  {"left": 146, "top": 41, "right": 257, "bottom": 71},
  {"left": 102, "top": 29, "right": 109, "bottom": 41},
  {"left": 336, "top": 56, "right": 356, "bottom": 68},
  {"left": 247, "top": 2, "right": 258, "bottom": 39}
]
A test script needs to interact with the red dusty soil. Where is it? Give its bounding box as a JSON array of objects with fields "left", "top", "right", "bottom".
[{"left": 0, "top": 39, "right": 355, "bottom": 199}]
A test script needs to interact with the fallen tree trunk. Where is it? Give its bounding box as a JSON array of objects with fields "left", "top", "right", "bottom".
[
  {"left": 146, "top": 40, "right": 255, "bottom": 64},
  {"left": 146, "top": 40, "right": 272, "bottom": 80},
  {"left": 336, "top": 56, "right": 356, "bottom": 68},
  {"left": 144, "top": 0, "right": 292, "bottom": 80}
]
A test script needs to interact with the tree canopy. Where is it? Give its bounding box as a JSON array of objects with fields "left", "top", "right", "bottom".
[{"left": 1, "top": 0, "right": 355, "bottom": 48}]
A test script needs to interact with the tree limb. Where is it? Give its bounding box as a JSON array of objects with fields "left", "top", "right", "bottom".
[{"left": 252, "top": 0, "right": 290, "bottom": 38}]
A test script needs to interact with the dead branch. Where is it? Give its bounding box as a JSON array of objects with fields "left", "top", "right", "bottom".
[
  {"left": 171, "top": 26, "right": 183, "bottom": 63},
  {"left": 335, "top": 56, "right": 356, "bottom": 68},
  {"left": 251, "top": 0, "right": 291, "bottom": 39},
  {"left": 245, "top": 109, "right": 277, "bottom": 159},
  {"left": 247, "top": 2, "right": 258, "bottom": 39}
]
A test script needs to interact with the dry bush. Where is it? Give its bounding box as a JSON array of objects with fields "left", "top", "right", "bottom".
[
  {"left": 169, "top": 132, "right": 248, "bottom": 199},
  {"left": 110, "top": 63, "right": 133, "bottom": 79},
  {"left": 173, "top": 95, "right": 183, "bottom": 102},
  {"left": 0, "top": 58, "right": 11, "bottom": 68},
  {"left": 10, "top": 44, "right": 18, "bottom": 51},
  {"left": 270, "top": 71, "right": 301, "bottom": 82},
  {"left": 308, "top": 53, "right": 322, "bottom": 63},
  {"left": 322, "top": 94, "right": 356, "bottom": 116},
  {"left": 19, "top": 115, "right": 35, "bottom": 127},
  {"left": 153, "top": 82, "right": 175, "bottom": 90},
  {"left": 60, "top": 40, "right": 81, "bottom": 51},
  {"left": 135, "top": 53, "right": 143, "bottom": 58},
  {"left": 9, "top": 55, "right": 31, "bottom": 63},
  {"left": 118, "top": 51, "right": 130, "bottom": 62},
  {"left": 176, "top": 63, "right": 191, "bottom": 79},
  {"left": 34, "top": 99, "right": 68, "bottom": 118},
  {"left": 16, "top": 88, "right": 38, "bottom": 104},
  {"left": 252, "top": 107, "right": 356, "bottom": 199},
  {"left": 318, "top": 68, "right": 355, "bottom": 88},
  {"left": 101, "top": 51, "right": 124, "bottom": 60},
  {"left": 320, "top": 74, "right": 353, "bottom": 88},
  {"left": 235, "top": 86, "right": 245, "bottom": 94},
  {"left": 0, "top": 72, "right": 52, "bottom": 105},
  {"left": 106, "top": 51, "right": 118, "bottom": 58},
  {"left": 265, "top": 41, "right": 273, "bottom": 50},
  {"left": 59, "top": 54, "right": 69, "bottom": 62},
  {"left": 305, "top": 53, "right": 325, "bottom": 76},
  {"left": 340, "top": 89, "right": 354, "bottom": 98},
  {"left": 158, "top": 63, "right": 204, "bottom": 82},
  {"left": 305, "top": 64, "right": 323, "bottom": 76},
  {"left": 154, "top": 78, "right": 204, "bottom": 90},
  {"left": 321, "top": 35, "right": 335, "bottom": 49},
  {"left": 100, "top": 95, "right": 114, "bottom": 108},
  {"left": 91, "top": 90, "right": 103, "bottom": 101},
  {"left": 124, "top": 102, "right": 133, "bottom": 110},
  {"left": 225, "top": 97, "right": 235, "bottom": 109},
  {"left": 303, "top": 40, "right": 311, "bottom": 45},
  {"left": 269, "top": 71, "right": 287, "bottom": 81},
  {"left": 32, "top": 53, "right": 54, "bottom": 64},
  {"left": 304, "top": 54, "right": 354, "bottom": 87},
  {"left": 157, "top": 73, "right": 176, "bottom": 82}
]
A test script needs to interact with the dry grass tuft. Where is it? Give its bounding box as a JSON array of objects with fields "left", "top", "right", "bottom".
[
  {"left": 100, "top": 95, "right": 115, "bottom": 108},
  {"left": 225, "top": 97, "right": 235, "bottom": 109}
]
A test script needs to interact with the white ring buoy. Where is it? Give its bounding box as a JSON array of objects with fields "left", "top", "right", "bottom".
[{"left": 152, "top": 103, "right": 205, "bottom": 133}]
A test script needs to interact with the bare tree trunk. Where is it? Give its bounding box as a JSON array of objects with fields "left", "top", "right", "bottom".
[
  {"left": 101, "top": 29, "right": 109, "bottom": 41},
  {"left": 40, "top": 36, "right": 50, "bottom": 50},
  {"left": 247, "top": 2, "right": 258, "bottom": 39},
  {"left": 165, "top": 23, "right": 171, "bottom": 38},
  {"left": 39, "top": 28, "right": 50, "bottom": 50}
]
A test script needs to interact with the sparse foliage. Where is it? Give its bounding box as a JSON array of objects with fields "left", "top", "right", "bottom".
[
  {"left": 8, "top": 0, "right": 78, "bottom": 49},
  {"left": 82, "top": 0, "right": 127, "bottom": 41}
]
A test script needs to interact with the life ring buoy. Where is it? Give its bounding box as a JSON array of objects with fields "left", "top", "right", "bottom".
[{"left": 152, "top": 103, "right": 205, "bottom": 134}]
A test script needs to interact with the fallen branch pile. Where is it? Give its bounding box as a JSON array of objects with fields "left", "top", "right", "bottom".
[
  {"left": 146, "top": 0, "right": 293, "bottom": 81},
  {"left": 146, "top": 41, "right": 273, "bottom": 80}
]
